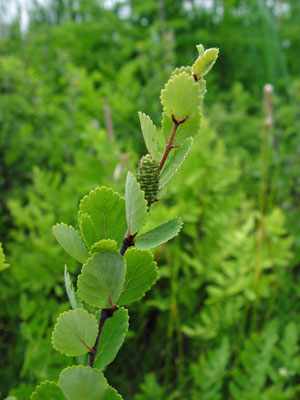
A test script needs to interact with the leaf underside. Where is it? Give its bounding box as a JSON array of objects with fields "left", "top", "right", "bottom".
[
  {"left": 64, "top": 265, "right": 83, "bottom": 310},
  {"left": 53, "top": 223, "right": 89, "bottom": 263},
  {"left": 94, "top": 308, "right": 129, "bottom": 371},
  {"left": 125, "top": 172, "right": 148, "bottom": 235},
  {"left": 52, "top": 309, "right": 98, "bottom": 356},
  {"left": 159, "top": 137, "right": 194, "bottom": 190},
  {"left": 135, "top": 218, "right": 183, "bottom": 250},
  {"left": 138, "top": 111, "right": 158, "bottom": 157}
]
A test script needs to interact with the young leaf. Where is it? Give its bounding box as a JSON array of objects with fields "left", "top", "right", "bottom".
[
  {"left": 160, "top": 72, "right": 201, "bottom": 120},
  {"left": 135, "top": 218, "right": 183, "bottom": 250},
  {"left": 52, "top": 309, "right": 98, "bottom": 356},
  {"left": 162, "top": 111, "right": 201, "bottom": 145},
  {"left": 0, "top": 243, "right": 9, "bottom": 271},
  {"left": 53, "top": 223, "right": 89, "bottom": 263},
  {"left": 138, "top": 112, "right": 158, "bottom": 157},
  {"left": 94, "top": 308, "right": 129, "bottom": 371},
  {"left": 159, "top": 137, "right": 194, "bottom": 190},
  {"left": 31, "top": 381, "right": 65, "bottom": 400},
  {"left": 77, "top": 251, "right": 125, "bottom": 308},
  {"left": 192, "top": 48, "right": 219, "bottom": 78},
  {"left": 118, "top": 248, "right": 158, "bottom": 305},
  {"left": 64, "top": 265, "right": 83, "bottom": 310},
  {"left": 59, "top": 366, "right": 107, "bottom": 400},
  {"left": 79, "top": 187, "right": 127, "bottom": 249},
  {"left": 104, "top": 386, "right": 123, "bottom": 400},
  {"left": 125, "top": 172, "right": 148, "bottom": 235},
  {"left": 91, "top": 239, "right": 118, "bottom": 254}
]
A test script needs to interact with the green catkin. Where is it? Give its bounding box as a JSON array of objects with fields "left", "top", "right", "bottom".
[{"left": 136, "top": 154, "right": 160, "bottom": 208}]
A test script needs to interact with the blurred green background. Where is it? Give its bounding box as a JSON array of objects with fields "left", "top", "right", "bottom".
[{"left": 0, "top": 0, "right": 300, "bottom": 398}]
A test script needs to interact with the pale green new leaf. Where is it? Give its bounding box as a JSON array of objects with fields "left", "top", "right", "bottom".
[
  {"left": 31, "top": 381, "right": 65, "bottom": 400},
  {"left": 77, "top": 251, "right": 125, "bottom": 308},
  {"left": 135, "top": 218, "right": 183, "bottom": 250},
  {"left": 53, "top": 223, "right": 89, "bottom": 263},
  {"left": 104, "top": 387, "right": 123, "bottom": 400},
  {"left": 52, "top": 309, "right": 98, "bottom": 356},
  {"left": 79, "top": 187, "right": 127, "bottom": 249},
  {"left": 59, "top": 366, "right": 107, "bottom": 400},
  {"left": 196, "top": 44, "right": 205, "bottom": 55},
  {"left": 161, "top": 111, "right": 201, "bottom": 145},
  {"left": 125, "top": 172, "right": 148, "bottom": 235},
  {"left": 138, "top": 112, "right": 158, "bottom": 157},
  {"left": 159, "top": 137, "right": 194, "bottom": 190},
  {"left": 64, "top": 265, "right": 83, "bottom": 310},
  {"left": 192, "top": 48, "right": 219, "bottom": 78},
  {"left": 171, "top": 66, "right": 192, "bottom": 77},
  {"left": 118, "top": 249, "right": 158, "bottom": 305},
  {"left": 0, "top": 243, "right": 9, "bottom": 271},
  {"left": 94, "top": 308, "right": 129, "bottom": 371},
  {"left": 160, "top": 72, "right": 201, "bottom": 120},
  {"left": 91, "top": 239, "right": 118, "bottom": 254}
]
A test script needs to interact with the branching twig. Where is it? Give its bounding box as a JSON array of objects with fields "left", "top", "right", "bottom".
[{"left": 88, "top": 112, "right": 188, "bottom": 367}]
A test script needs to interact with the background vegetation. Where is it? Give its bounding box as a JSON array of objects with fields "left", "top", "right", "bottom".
[{"left": 0, "top": 0, "right": 300, "bottom": 398}]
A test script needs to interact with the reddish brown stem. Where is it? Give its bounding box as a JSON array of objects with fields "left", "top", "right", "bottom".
[{"left": 159, "top": 114, "right": 189, "bottom": 172}]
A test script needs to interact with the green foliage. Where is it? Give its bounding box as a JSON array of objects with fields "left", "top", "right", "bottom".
[
  {"left": 160, "top": 72, "right": 201, "bottom": 120},
  {"left": 64, "top": 266, "right": 83, "bottom": 310},
  {"left": 53, "top": 224, "right": 89, "bottom": 263},
  {"left": 135, "top": 218, "right": 182, "bottom": 250},
  {"left": 159, "top": 137, "right": 194, "bottom": 189},
  {"left": 79, "top": 187, "right": 127, "bottom": 249},
  {"left": 192, "top": 47, "right": 219, "bottom": 79},
  {"left": 0, "top": 243, "right": 9, "bottom": 270},
  {"left": 31, "top": 381, "right": 64, "bottom": 400},
  {"left": 125, "top": 172, "right": 148, "bottom": 235},
  {"left": 78, "top": 251, "right": 125, "bottom": 308},
  {"left": 52, "top": 309, "right": 98, "bottom": 356},
  {"left": 138, "top": 112, "right": 158, "bottom": 157},
  {"left": 94, "top": 308, "right": 129, "bottom": 371},
  {"left": 59, "top": 366, "right": 107, "bottom": 400},
  {"left": 118, "top": 249, "right": 158, "bottom": 305}
]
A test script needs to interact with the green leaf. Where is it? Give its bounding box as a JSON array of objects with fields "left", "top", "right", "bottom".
[
  {"left": 94, "top": 308, "right": 129, "bottom": 370},
  {"left": 138, "top": 112, "right": 158, "bottom": 157},
  {"left": 59, "top": 366, "right": 107, "bottom": 400},
  {"left": 64, "top": 265, "right": 83, "bottom": 310},
  {"left": 31, "top": 381, "right": 65, "bottom": 400},
  {"left": 125, "top": 172, "right": 148, "bottom": 235},
  {"left": 118, "top": 249, "right": 158, "bottom": 305},
  {"left": 160, "top": 72, "right": 201, "bottom": 120},
  {"left": 196, "top": 44, "right": 205, "bottom": 55},
  {"left": 192, "top": 48, "right": 219, "bottom": 78},
  {"left": 171, "top": 66, "right": 192, "bottom": 77},
  {"left": 52, "top": 309, "right": 98, "bottom": 356},
  {"left": 0, "top": 243, "right": 9, "bottom": 271},
  {"left": 161, "top": 111, "right": 201, "bottom": 145},
  {"left": 159, "top": 137, "right": 194, "bottom": 190},
  {"left": 91, "top": 239, "right": 118, "bottom": 254},
  {"left": 135, "top": 218, "right": 183, "bottom": 250},
  {"left": 104, "top": 386, "right": 123, "bottom": 400},
  {"left": 79, "top": 187, "right": 127, "bottom": 249},
  {"left": 53, "top": 223, "right": 89, "bottom": 264},
  {"left": 77, "top": 251, "right": 125, "bottom": 308}
]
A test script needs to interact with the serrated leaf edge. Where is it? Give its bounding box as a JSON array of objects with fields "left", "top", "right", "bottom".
[
  {"left": 119, "top": 248, "right": 159, "bottom": 305},
  {"left": 159, "top": 137, "right": 194, "bottom": 190},
  {"left": 135, "top": 217, "right": 183, "bottom": 249},
  {"left": 30, "top": 381, "right": 62, "bottom": 400},
  {"left": 160, "top": 72, "right": 201, "bottom": 119},
  {"left": 126, "top": 171, "right": 148, "bottom": 235},
  {"left": 52, "top": 309, "right": 98, "bottom": 356},
  {"left": 94, "top": 307, "right": 129, "bottom": 365}
]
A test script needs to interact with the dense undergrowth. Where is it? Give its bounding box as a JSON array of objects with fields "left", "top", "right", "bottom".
[{"left": 1, "top": 0, "right": 300, "bottom": 399}]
